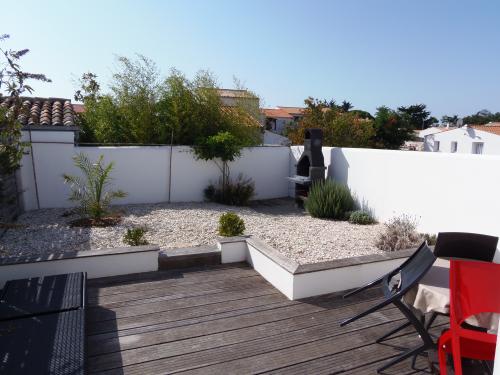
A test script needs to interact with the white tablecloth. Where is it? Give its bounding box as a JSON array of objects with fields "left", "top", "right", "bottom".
[{"left": 404, "top": 258, "right": 499, "bottom": 333}]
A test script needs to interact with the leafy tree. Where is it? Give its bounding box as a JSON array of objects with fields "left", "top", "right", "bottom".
[
  {"left": 441, "top": 115, "right": 459, "bottom": 126},
  {"left": 426, "top": 116, "right": 439, "bottom": 127},
  {"left": 63, "top": 153, "right": 127, "bottom": 221},
  {"left": 194, "top": 131, "right": 243, "bottom": 196},
  {"left": 463, "top": 110, "right": 500, "bottom": 125},
  {"left": 398, "top": 104, "right": 431, "bottom": 129},
  {"left": 75, "top": 56, "right": 261, "bottom": 147},
  {"left": 372, "top": 106, "right": 414, "bottom": 149},
  {"left": 0, "top": 34, "right": 50, "bottom": 205},
  {"left": 286, "top": 97, "right": 374, "bottom": 147},
  {"left": 340, "top": 100, "right": 353, "bottom": 112},
  {"left": 350, "top": 109, "right": 374, "bottom": 120}
]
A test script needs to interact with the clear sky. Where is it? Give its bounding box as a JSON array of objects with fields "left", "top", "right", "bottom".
[{"left": 3, "top": 0, "right": 500, "bottom": 118}]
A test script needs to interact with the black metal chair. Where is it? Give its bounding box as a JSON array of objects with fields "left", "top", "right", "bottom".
[
  {"left": 342, "top": 241, "right": 429, "bottom": 343},
  {"left": 340, "top": 242, "right": 437, "bottom": 373}
]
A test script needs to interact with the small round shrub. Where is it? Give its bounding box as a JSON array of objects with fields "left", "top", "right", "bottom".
[
  {"left": 305, "top": 180, "right": 355, "bottom": 219},
  {"left": 349, "top": 210, "right": 376, "bottom": 225},
  {"left": 218, "top": 212, "right": 245, "bottom": 237},
  {"left": 123, "top": 226, "right": 149, "bottom": 246}
]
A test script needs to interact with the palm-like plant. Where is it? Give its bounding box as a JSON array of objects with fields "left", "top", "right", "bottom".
[{"left": 63, "top": 153, "right": 126, "bottom": 220}]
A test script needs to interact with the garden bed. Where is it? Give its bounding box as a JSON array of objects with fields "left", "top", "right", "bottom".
[{"left": 0, "top": 199, "right": 386, "bottom": 264}]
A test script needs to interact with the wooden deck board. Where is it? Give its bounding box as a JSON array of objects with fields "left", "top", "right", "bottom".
[{"left": 86, "top": 264, "right": 461, "bottom": 374}]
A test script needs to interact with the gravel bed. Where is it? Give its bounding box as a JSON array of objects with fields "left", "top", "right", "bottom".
[{"left": 0, "top": 200, "right": 385, "bottom": 264}]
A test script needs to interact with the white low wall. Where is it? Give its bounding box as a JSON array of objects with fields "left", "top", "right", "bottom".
[
  {"left": 20, "top": 130, "right": 290, "bottom": 210},
  {"left": 218, "top": 236, "right": 408, "bottom": 300},
  {"left": 0, "top": 245, "right": 159, "bottom": 288}
]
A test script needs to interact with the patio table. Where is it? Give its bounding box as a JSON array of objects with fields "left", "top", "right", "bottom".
[{"left": 404, "top": 258, "right": 499, "bottom": 333}]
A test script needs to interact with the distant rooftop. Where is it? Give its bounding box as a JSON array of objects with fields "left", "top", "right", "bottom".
[
  {"left": 471, "top": 125, "right": 500, "bottom": 136},
  {"left": 217, "top": 89, "right": 255, "bottom": 98},
  {"left": 262, "top": 106, "right": 305, "bottom": 119},
  {"left": 0, "top": 97, "right": 76, "bottom": 127}
]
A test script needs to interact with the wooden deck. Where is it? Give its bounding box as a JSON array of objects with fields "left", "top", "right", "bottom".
[{"left": 86, "top": 263, "right": 444, "bottom": 374}]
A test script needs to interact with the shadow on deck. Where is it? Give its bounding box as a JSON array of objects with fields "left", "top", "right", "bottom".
[{"left": 85, "top": 263, "right": 486, "bottom": 374}]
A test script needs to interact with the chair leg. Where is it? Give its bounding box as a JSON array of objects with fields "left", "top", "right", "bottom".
[
  {"left": 425, "top": 312, "right": 438, "bottom": 330},
  {"left": 438, "top": 341, "right": 448, "bottom": 375},
  {"left": 376, "top": 321, "right": 412, "bottom": 343},
  {"left": 377, "top": 344, "right": 427, "bottom": 373}
]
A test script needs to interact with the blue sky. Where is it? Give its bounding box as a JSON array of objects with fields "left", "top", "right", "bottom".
[{"left": 3, "top": 0, "right": 500, "bottom": 118}]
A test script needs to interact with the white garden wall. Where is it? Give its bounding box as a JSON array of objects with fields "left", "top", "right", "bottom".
[
  {"left": 20, "top": 130, "right": 290, "bottom": 210},
  {"left": 292, "top": 146, "right": 500, "bottom": 259}
]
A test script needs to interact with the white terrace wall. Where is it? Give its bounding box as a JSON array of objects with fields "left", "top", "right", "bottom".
[
  {"left": 291, "top": 146, "right": 500, "bottom": 259},
  {"left": 20, "top": 130, "right": 290, "bottom": 210}
]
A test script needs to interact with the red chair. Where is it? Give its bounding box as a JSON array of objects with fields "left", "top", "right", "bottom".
[{"left": 438, "top": 259, "right": 500, "bottom": 375}]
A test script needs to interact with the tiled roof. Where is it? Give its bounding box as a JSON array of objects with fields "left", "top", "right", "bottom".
[
  {"left": 277, "top": 106, "right": 305, "bottom": 116},
  {"left": 261, "top": 108, "right": 294, "bottom": 119},
  {"left": 72, "top": 103, "right": 85, "bottom": 114},
  {"left": 471, "top": 125, "right": 500, "bottom": 136},
  {"left": 0, "top": 97, "right": 76, "bottom": 127}
]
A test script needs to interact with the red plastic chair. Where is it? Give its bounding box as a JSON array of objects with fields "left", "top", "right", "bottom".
[{"left": 438, "top": 259, "right": 500, "bottom": 375}]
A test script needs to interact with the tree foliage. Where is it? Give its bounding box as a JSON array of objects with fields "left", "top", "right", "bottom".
[
  {"left": 462, "top": 110, "right": 500, "bottom": 125},
  {"left": 0, "top": 34, "right": 50, "bottom": 207},
  {"left": 397, "top": 104, "right": 433, "bottom": 129},
  {"left": 285, "top": 97, "right": 374, "bottom": 147},
  {"left": 194, "top": 131, "right": 244, "bottom": 198},
  {"left": 372, "top": 106, "right": 414, "bottom": 149},
  {"left": 75, "top": 55, "right": 261, "bottom": 146},
  {"left": 0, "top": 34, "right": 51, "bottom": 174}
]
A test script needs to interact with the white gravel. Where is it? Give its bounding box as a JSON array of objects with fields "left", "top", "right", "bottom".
[{"left": 0, "top": 200, "right": 385, "bottom": 264}]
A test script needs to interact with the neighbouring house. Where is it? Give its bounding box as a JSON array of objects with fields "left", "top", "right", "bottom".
[
  {"left": 403, "top": 126, "right": 458, "bottom": 151},
  {"left": 424, "top": 124, "right": 500, "bottom": 154},
  {"left": 261, "top": 106, "right": 305, "bottom": 135}
]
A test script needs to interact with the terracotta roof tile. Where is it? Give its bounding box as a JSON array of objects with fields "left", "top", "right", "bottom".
[
  {"left": 471, "top": 125, "right": 500, "bottom": 136},
  {"left": 0, "top": 97, "right": 75, "bottom": 127},
  {"left": 277, "top": 106, "right": 305, "bottom": 116},
  {"left": 261, "top": 108, "right": 294, "bottom": 119}
]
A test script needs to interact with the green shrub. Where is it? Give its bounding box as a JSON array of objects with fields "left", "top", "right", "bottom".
[
  {"left": 204, "top": 174, "right": 254, "bottom": 206},
  {"left": 218, "top": 212, "right": 245, "bottom": 237},
  {"left": 63, "top": 153, "right": 127, "bottom": 221},
  {"left": 123, "top": 227, "right": 149, "bottom": 246},
  {"left": 376, "top": 214, "right": 421, "bottom": 251},
  {"left": 305, "top": 180, "right": 355, "bottom": 219},
  {"left": 349, "top": 210, "right": 376, "bottom": 225}
]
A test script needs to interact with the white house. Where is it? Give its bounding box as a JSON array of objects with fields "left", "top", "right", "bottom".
[
  {"left": 424, "top": 125, "right": 500, "bottom": 154},
  {"left": 262, "top": 106, "right": 304, "bottom": 135}
]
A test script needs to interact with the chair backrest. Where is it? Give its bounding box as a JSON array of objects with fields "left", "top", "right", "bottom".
[
  {"left": 434, "top": 232, "right": 498, "bottom": 262},
  {"left": 384, "top": 244, "right": 436, "bottom": 298},
  {"left": 450, "top": 259, "right": 500, "bottom": 326},
  {"left": 398, "top": 244, "right": 437, "bottom": 294}
]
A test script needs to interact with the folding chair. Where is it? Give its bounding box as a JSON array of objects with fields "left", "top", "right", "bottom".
[{"left": 340, "top": 243, "right": 436, "bottom": 373}]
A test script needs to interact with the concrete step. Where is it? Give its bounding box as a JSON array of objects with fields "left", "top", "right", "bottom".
[{"left": 158, "top": 245, "right": 221, "bottom": 270}]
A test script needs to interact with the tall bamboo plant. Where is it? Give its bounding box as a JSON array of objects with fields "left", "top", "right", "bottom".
[{"left": 63, "top": 153, "right": 126, "bottom": 220}]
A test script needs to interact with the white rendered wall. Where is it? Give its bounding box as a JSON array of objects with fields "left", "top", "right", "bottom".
[
  {"left": 299, "top": 146, "right": 500, "bottom": 260},
  {"left": 19, "top": 130, "right": 290, "bottom": 210},
  {"left": 424, "top": 127, "right": 500, "bottom": 154}
]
